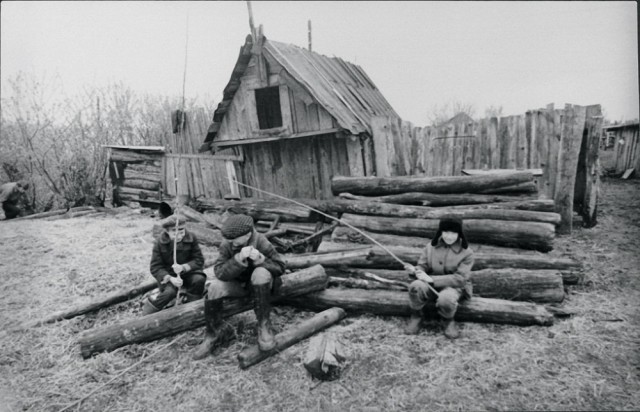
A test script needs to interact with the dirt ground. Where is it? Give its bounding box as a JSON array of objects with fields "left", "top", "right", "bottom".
[{"left": 0, "top": 177, "right": 639, "bottom": 412}]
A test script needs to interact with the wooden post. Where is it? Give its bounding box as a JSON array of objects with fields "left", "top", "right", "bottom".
[{"left": 574, "top": 105, "right": 602, "bottom": 227}]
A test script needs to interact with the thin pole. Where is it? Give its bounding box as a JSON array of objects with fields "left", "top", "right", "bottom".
[
  {"left": 232, "top": 179, "right": 439, "bottom": 296},
  {"left": 247, "top": 1, "right": 256, "bottom": 40},
  {"left": 308, "top": 20, "right": 312, "bottom": 52}
]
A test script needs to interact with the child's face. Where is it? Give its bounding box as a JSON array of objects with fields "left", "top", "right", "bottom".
[
  {"left": 441, "top": 231, "right": 459, "bottom": 245},
  {"left": 168, "top": 227, "right": 186, "bottom": 242},
  {"left": 231, "top": 232, "right": 252, "bottom": 247}
]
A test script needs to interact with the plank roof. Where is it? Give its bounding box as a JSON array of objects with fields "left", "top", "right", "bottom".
[{"left": 199, "top": 35, "right": 398, "bottom": 152}]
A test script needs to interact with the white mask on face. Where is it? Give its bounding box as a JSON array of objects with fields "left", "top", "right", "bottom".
[{"left": 441, "top": 231, "right": 459, "bottom": 245}]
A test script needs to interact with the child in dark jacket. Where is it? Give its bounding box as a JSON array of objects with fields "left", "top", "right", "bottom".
[
  {"left": 142, "top": 214, "right": 206, "bottom": 314},
  {"left": 193, "top": 214, "right": 286, "bottom": 360},
  {"left": 404, "top": 217, "right": 474, "bottom": 339}
]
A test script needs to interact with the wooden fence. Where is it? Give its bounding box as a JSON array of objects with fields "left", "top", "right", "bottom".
[{"left": 371, "top": 104, "right": 603, "bottom": 231}]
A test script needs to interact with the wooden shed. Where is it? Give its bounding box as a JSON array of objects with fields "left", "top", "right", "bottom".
[
  {"left": 199, "top": 33, "right": 399, "bottom": 199},
  {"left": 604, "top": 121, "right": 640, "bottom": 177},
  {"left": 106, "top": 145, "right": 167, "bottom": 206}
]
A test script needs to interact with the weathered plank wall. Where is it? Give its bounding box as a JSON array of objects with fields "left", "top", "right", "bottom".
[
  {"left": 372, "top": 104, "right": 602, "bottom": 201},
  {"left": 163, "top": 109, "right": 241, "bottom": 200},
  {"left": 612, "top": 126, "right": 640, "bottom": 175},
  {"left": 238, "top": 134, "right": 351, "bottom": 200}
]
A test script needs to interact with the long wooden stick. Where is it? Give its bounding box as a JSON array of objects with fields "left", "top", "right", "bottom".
[{"left": 232, "top": 179, "right": 439, "bottom": 297}]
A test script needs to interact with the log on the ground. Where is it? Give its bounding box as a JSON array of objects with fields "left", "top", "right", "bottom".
[
  {"left": 338, "top": 192, "right": 539, "bottom": 207},
  {"left": 303, "top": 332, "right": 347, "bottom": 381},
  {"left": 331, "top": 226, "right": 541, "bottom": 254},
  {"left": 11, "top": 206, "right": 94, "bottom": 221},
  {"left": 303, "top": 199, "right": 560, "bottom": 225},
  {"left": 284, "top": 289, "right": 554, "bottom": 326},
  {"left": 316, "top": 242, "right": 581, "bottom": 281},
  {"left": 31, "top": 279, "right": 158, "bottom": 328},
  {"left": 237, "top": 307, "right": 346, "bottom": 369},
  {"left": 78, "top": 265, "right": 328, "bottom": 358},
  {"left": 193, "top": 198, "right": 312, "bottom": 222},
  {"left": 340, "top": 213, "right": 555, "bottom": 251},
  {"left": 331, "top": 172, "right": 534, "bottom": 196},
  {"left": 117, "top": 186, "right": 161, "bottom": 200},
  {"left": 326, "top": 268, "right": 564, "bottom": 303}
]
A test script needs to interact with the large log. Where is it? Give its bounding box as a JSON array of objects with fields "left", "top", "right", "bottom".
[
  {"left": 303, "top": 332, "right": 346, "bottom": 381},
  {"left": 315, "top": 242, "right": 581, "bottom": 281},
  {"left": 193, "top": 199, "right": 312, "bottom": 222},
  {"left": 117, "top": 186, "right": 161, "bottom": 200},
  {"left": 445, "top": 199, "right": 555, "bottom": 212},
  {"left": 326, "top": 268, "right": 565, "bottom": 303},
  {"left": 303, "top": 199, "right": 560, "bottom": 225},
  {"left": 122, "top": 169, "right": 161, "bottom": 183},
  {"left": 109, "top": 150, "right": 162, "bottom": 163},
  {"left": 122, "top": 178, "right": 160, "bottom": 191},
  {"left": 479, "top": 181, "right": 538, "bottom": 194},
  {"left": 338, "top": 192, "right": 539, "bottom": 207},
  {"left": 331, "top": 226, "right": 539, "bottom": 254},
  {"left": 237, "top": 307, "right": 347, "bottom": 369},
  {"left": 283, "top": 289, "right": 554, "bottom": 326},
  {"left": 340, "top": 213, "right": 555, "bottom": 251},
  {"left": 284, "top": 247, "right": 373, "bottom": 270},
  {"left": 78, "top": 265, "right": 328, "bottom": 358},
  {"left": 331, "top": 172, "right": 534, "bottom": 196}
]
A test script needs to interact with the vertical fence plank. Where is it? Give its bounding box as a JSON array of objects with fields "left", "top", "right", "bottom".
[
  {"left": 555, "top": 104, "right": 588, "bottom": 234},
  {"left": 371, "top": 116, "right": 394, "bottom": 177}
]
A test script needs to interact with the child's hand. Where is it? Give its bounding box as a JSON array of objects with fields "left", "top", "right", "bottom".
[
  {"left": 168, "top": 276, "right": 184, "bottom": 288},
  {"left": 415, "top": 270, "right": 434, "bottom": 284},
  {"left": 172, "top": 263, "right": 185, "bottom": 275},
  {"left": 240, "top": 246, "right": 253, "bottom": 259}
]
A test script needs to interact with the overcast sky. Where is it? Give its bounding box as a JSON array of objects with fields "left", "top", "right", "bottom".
[{"left": 1, "top": 1, "right": 638, "bottom": 124}]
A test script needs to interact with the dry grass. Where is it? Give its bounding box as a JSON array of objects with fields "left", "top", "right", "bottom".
[{"left": 1, "top": 179, "right": 639, "bottom": 412}]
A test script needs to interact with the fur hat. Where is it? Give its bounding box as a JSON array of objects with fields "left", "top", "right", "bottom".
[
  {"left": 431, "top": 216, "right": 468, "bottom": 248},
  {"left": 221, "top": 214, "right": 254, "bottom": 239},
  {"left": 162, "top": 214, "right": 186, "bottom": 229}
]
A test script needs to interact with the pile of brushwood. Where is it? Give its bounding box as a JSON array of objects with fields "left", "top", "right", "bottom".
[{"left": 63, "top": 171, "right": 583, "bottom": 370}]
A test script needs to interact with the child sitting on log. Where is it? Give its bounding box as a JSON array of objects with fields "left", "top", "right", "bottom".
[
  {"left": 404, "top": 217, "right": 474, "bottom": 339},
  {"left": 193, "top": 214, "right": 286, "bottom": 360},
  {"left": 142, "top": 214, "right": 206, "bottom": 314}
]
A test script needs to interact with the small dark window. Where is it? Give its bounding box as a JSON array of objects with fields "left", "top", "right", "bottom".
[{"left": 255, "top": 86, "right": 282, "bottom": 129}]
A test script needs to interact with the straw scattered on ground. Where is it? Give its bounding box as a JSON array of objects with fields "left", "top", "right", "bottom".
[{"left": 0, "top": 178, "right": 639, "bottom": 412}]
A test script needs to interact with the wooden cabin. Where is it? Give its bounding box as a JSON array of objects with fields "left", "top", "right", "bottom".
[
  {"left": 198, "top": 33, "right": 399, "bottom": 199},
  {"left": 603, "top": 121, "right": 640, "bottom": 177}
]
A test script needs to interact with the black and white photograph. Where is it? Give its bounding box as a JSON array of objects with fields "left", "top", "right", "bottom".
[{"left": 1, "top": 1, "right": 638, "bottom": 411}]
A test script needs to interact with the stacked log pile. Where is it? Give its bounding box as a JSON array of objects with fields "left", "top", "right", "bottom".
[{"left": 70, "top": 172, "right": 583, "bottom": 362}]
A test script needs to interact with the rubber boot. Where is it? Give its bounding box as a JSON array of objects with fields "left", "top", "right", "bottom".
[
  {"left": 253, "top": 283, "right": 276, "bottom": 351},
  {"left": 141, "top": 298, "right": 161, "bottom": 316},
  {"left": 404, "top": 310, "right": 422, "bottom": 335},
  {"left": 192, "top": 298, "right": 229, "bottom": 360},
  {"left": 442, "top": 318, "right": 460, "bottom": 339}
]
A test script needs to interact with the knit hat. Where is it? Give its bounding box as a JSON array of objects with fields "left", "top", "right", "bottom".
[
  {"left": 162, "top": 214, "right": 186, "bottom": 229},
  {"left": 221, "top": 214, "right": 254, "bottom": 239},
  {"left": 431, "top": 216, "right": 468, "bottom": 248}
]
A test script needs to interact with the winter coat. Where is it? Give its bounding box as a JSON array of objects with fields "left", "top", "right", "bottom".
[
  {"left": 150, "top": 230, "right": 205, "bottom": 283},
  {"left": 417, "top": 237, "right": 474, "bottom": 299},
  {"left": 214, "top": 230, "right": 286, "bottom": 282}
]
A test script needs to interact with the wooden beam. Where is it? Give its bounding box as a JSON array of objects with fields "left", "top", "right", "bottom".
[{"left": 213, "top": 128, "right": 342, "bottom": 147}]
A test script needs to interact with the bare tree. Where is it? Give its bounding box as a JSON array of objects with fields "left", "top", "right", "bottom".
[{"left": 427, "top": 101, "right": 476, "bottom": 126}]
